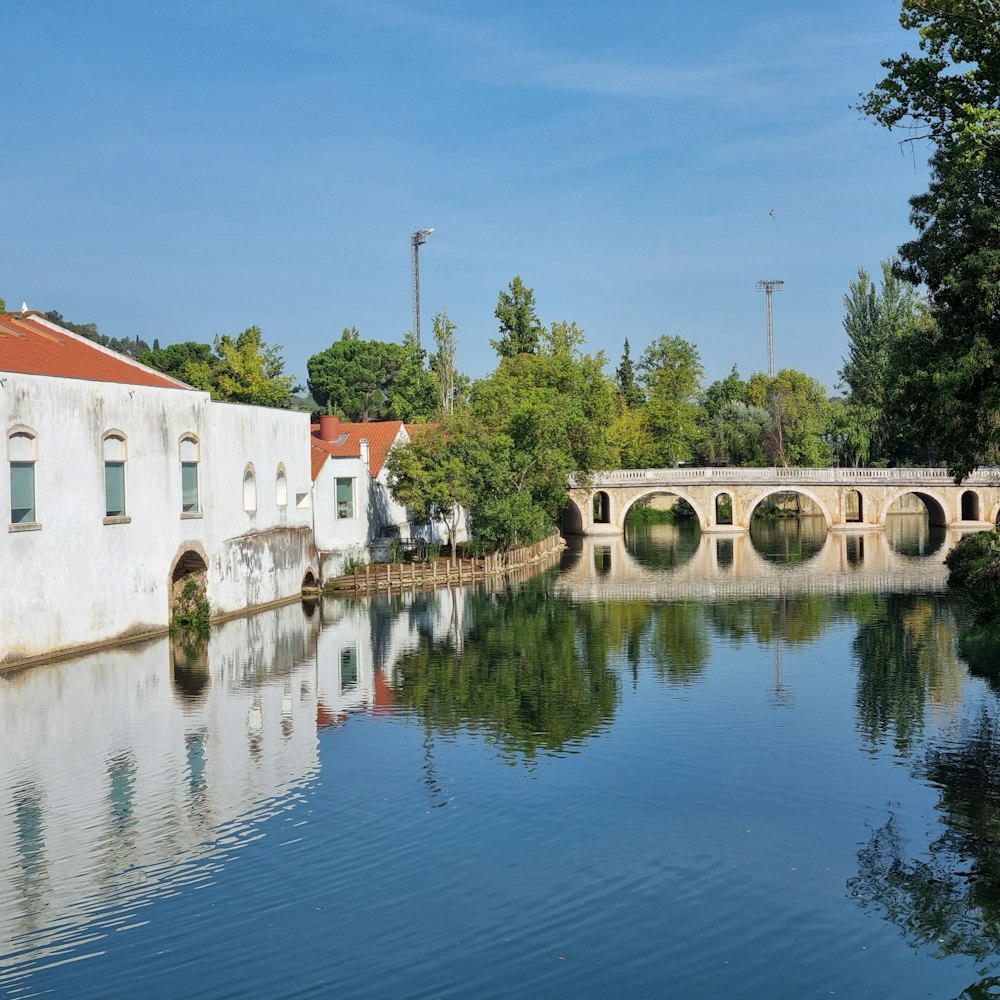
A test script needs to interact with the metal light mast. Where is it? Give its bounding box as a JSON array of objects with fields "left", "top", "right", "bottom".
[
  {"left": 410, "top": 228, "right": 434, "bottom": 349},
  {"left": 756, "top": 279, "right": 784, "bottom": 377}
]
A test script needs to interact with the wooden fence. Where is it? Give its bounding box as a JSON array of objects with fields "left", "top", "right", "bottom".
[{"left": 325, "top": 533, "right": 566, "bottom": 594}]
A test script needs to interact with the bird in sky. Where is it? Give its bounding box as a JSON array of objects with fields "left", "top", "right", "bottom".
[{"left": 769, "top": 209, "right": 776, "bottom": 219}]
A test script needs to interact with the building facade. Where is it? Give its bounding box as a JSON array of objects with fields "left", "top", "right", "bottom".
[{"left": 1, "top": 313, "right": 316, "bottom": 664}]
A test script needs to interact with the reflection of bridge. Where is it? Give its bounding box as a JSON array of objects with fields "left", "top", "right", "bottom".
[
  {"left": 566, "top": 467, "right": 1000, "bottom": 534},
  {"left": 556, "top": 532, "right": 956, "bottom": 602}
]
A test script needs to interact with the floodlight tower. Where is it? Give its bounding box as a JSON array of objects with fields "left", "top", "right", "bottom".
[
  {"left": 411, "top": 228, "right": 434, "bottom": 349},
  {"left": 756, "top": 279, "right": 784, "bottom": 377}
]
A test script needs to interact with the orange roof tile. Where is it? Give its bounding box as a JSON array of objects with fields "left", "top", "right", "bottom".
[
  {"left": 313, "top": 415, "right": 407, "bottom": 477},
  {"left": 0, "top": 313, "right": 192, "bottom": 391},
  {"left": 311, "top": 437, "right": 361, "bottom": 481}
]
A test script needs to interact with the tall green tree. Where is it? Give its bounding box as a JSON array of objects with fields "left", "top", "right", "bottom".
[
  {"left": 860, "top": 1, "right": 1000, "bottom": 477},
  {"left": 213, "top": 326, "right": 298, "bottom": 407},
  {"left": 615, "top": 338, "right": 643, "bottom": 408},
  {"left": 747, "top": 369, "right": 831, "bottom": 466},
  {"left": 838, "top": 260, "right": 920, "bottom": 463},
  {"left": 491, "top": 275, "right": 544, "bottom": 358},
  {"left": 637, "top": 335, "right": 704, "bottom": 466},
  {"left": 429, "top": 309, "right": 458, "bottom": 417}
]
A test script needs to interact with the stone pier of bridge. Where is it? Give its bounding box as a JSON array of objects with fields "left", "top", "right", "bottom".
[{"left": 565, "top": 467, "right": 1000, "bottom": 536}]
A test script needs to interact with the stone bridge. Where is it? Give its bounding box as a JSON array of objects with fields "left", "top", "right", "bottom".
[{"left": 566, "top": 466, "right": 1000, "bottom": 535}]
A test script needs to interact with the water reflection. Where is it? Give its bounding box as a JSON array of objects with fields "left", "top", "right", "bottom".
[
  {"left": 749, "top": 515, "right": 827, "bottom": 565},
  {"left": 850, "top": 707, "right": 1000, "bottom": 970},
  {"left": 886, "top": 511, "right": 948, "bottom": 558},
  {"left": 853, "top": 594, "right": 964, "bottom": 757},
  {"left": 3, "top": 547, "right": 998, "bottom": 998}
]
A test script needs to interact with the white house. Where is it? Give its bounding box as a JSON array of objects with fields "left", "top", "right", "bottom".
[
  {"left": 311, "top": 414, "right": 412, "bottom": 577},
  {"left": 311, "top": 414, "right": 469, "bottom": 578},
  {"left": 0, "top": 312, "right": 316, "bottom": 664}
]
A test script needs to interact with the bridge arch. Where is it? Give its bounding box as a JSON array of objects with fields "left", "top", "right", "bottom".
[
  {"left": 621, "top": 488, "right": 708, "bottom": 531},
  {"left": 961, "top": 489, "right": 981, "bottom": 521},
  {"left": 745, "top": 487, "right": 834, "bottom": 529},
  {"left": 884, "top": 489, "right": 948, "bottom": 527}
]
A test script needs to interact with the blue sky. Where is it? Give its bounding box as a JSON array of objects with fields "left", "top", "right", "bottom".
[{"left": 7, "top": 0, "right": 929, "bottom": 392}]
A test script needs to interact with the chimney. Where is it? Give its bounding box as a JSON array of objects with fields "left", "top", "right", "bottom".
[
  {"left": 360, "top": 438, "right": 370, "bottom": 470},
  {"left": 318, "top": 414, "right": 340, "bottom": 442}
]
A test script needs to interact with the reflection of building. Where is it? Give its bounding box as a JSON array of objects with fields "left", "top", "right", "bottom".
[
  {"left": 0, "top": 603, "right": 320, "bottom": 985},
  {"left": 0, "top": 313, "right": 315, "bottom": 664},
  {"left": 0, "top": 584, "right": 472, "bottom": 988}
]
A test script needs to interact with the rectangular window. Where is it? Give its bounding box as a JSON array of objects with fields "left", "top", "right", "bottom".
[
  {"left": 340, "top": 648, "right": 358, "bottom": 688},
  {"left": 182, "top": 462, "right": 200, "bottom": 513},
  {"left": 336, "top": 478, "right": 354, "bottom": 519},
  {"left": 10, "top": 462, "right": 35, "bottom": 524},
  {"left": 105, "top": 462, "right": 126, "bottom": 517}
]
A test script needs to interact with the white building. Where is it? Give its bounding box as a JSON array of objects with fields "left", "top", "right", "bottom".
[{"left": 0, "top": 312, "right": 316, "bottom": 664}]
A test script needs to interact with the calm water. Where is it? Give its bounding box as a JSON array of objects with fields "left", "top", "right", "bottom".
[{"left": 4, "top": 517, "right": 1000, "bottom": 999}]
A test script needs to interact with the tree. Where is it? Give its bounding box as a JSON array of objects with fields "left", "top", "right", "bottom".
[
  {"left": 637, "top": 335, "right": 704, "bottom": 466},
  {"left": 307, "top": 329, "right": 436, "bottom": 422},
  {"left": 860, "top": 1, "right": 1000, "bottom": 477},
  {"left": 42, "top": 310, "right": 149, "bottom": 358},
  {"left": 139, "top": 341, "right": 218, "bottom": 391},
  {"left": 213, "top": 326, "right": 298, "bottom": 407},
  {"left": 429, "top": 309, "right": 458, "bottom": 417},
  {"left": 615, "top": 338, "right": 643, "bottom": 408},
  {"left": 838, "top": 260, "right": 920, "bottom": 463},
  {"left": 491, "top": 275, "right": 544, "bottom": 358},
  {"left": 744, "top": 369, "right": 831, "bottom": 466},
  {"left": 385, "top": 422, "right": 476, "bottom": 563}
]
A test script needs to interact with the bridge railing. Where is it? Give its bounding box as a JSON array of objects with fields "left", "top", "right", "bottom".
[{"left": 571, "top": 467, "right": 1000, "bottom": 488}]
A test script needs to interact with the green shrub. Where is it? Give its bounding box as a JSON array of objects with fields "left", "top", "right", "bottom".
[
  {"left": 946, "top": 530, "right": 1000, "bottom": 622},
  {"left": 171, "top": 577, "right": 211, "bottom": 636}
]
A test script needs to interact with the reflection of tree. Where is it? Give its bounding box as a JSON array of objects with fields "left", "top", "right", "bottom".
[
  {"left": 848, "top": 709, "right": 1000, "bottom": 968},
  {"left": 390, "top": 581, "right": 620, "bottom": 760},
  {"left": 646, "top": 603, "right": 710, "bottom": 684},
  {"left": 854, "top": 595, "right": 959, "bottom": 757},
  {"left": 706, "top": 595, "right": 836, "bottom": 647}
]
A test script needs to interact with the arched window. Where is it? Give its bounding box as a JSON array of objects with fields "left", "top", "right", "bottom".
[
  {"left": 102, "top": 431, "right": 127, "bottom": 519},
  {"left": 180, "top": 434, "right": 200, "bottom": 514},
  {"left": 276, "top": 464, "right": 288, "bottom": 508},
  {"left": 243, "top": 464, "right": 257, "bottom": 514},
  {"left": 8, "top": 427, "right": 38, "bottom": 525}
]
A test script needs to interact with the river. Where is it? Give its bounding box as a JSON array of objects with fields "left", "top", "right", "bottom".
[{"left": 2, "top": 516, "right": 1000, "bottom": 999}]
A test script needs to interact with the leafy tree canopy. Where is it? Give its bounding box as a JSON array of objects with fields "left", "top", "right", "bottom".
[
  {"left": 212, "top": 326, "right": 298, "bottom": 407},
  {"left": 491, "top": 275, "right": 545, "bottom": 358},
  {"left": 307, "top": 329, "right": 436, "bottom": 422}
]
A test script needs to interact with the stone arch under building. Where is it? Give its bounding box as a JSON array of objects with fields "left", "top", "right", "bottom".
[
  {"left": 168, "top": 543, "right": 210, "bottom": 622},
  {"left": 714, "top": 491, "right": 733, "bottom": 526},
  {"left": 593, "top": 491, "right": 611, "bottom": 525}
]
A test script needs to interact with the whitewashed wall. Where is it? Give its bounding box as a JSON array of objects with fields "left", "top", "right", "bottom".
[{"left": 0, "top": 373, "right": 315, "bottom": 662}]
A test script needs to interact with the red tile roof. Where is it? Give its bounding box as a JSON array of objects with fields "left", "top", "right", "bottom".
[
  {"left": 311, "top": 437, "right": 361, "bottom": 480},
  {"left": 0, "top": 312, "right": 192, "bottom": 391},
  {"left": 312, "top": 415, "right": 408, "bottom": 479}
]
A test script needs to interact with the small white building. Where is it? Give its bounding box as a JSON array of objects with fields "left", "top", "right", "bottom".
[
  {"left": 0, "top": 312, "right": 316, "bottom": 664},
  {"left": 311, "top": 414, "right": 411, "bottom": 577}
]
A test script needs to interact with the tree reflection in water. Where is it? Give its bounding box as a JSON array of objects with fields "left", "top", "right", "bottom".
[
  {"left": 853, "top": 595, "right": 961, "bottom": 758},
  {"left": 849, "top": 708, "right": 1000, "bottom": 986},
  {"left": 389, "top": 579, "right": 620, "bottom": 761}
]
